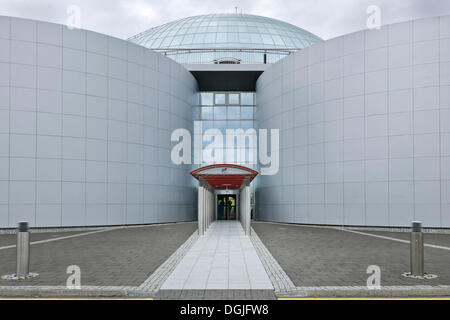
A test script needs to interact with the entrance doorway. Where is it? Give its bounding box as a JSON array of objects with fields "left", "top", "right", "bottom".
[
  {"left": 190, "top": 164, "right": 258, "bottom": 236},
  {"left": 217, "top": 195, "right": 236, "bottom": 220}
]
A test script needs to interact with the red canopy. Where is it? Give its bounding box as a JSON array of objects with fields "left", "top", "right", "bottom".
[{"left": 190, "top": 164, "right": 258, "bottom": 189}]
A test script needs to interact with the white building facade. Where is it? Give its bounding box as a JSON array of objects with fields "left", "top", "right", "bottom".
[
  {"left": 0, "top": 16, "right": 197, "bottom": 227},
  {"left": 256, "top": 16, "right": 450, "bottom": 227},
  {"left": 1, "top": 14, "right": 449, "bottom": 228}
]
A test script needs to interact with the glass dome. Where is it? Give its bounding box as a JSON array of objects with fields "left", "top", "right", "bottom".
[{"left": 128, "top": 13, "right": 323, "bottom": 64}]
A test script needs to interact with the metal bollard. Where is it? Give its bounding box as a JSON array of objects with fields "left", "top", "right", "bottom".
[
  {"left": 410, "top": 221, "right": 424, "bottom": 276},
  {"left": 16, "top": 221, "right": 30, "bottom": 278}
]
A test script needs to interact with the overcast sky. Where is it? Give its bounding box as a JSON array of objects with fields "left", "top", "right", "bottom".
[{"left": 0, "top": 0, "right": 448, "bottom": 40}]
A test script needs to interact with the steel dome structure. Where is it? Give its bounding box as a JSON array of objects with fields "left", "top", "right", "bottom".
[{"left": 128, "top": 13, "right": 323, "bottom": 64}]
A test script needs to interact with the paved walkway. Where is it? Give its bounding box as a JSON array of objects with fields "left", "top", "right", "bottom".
[
  {"left": 2, "top": 219, "right": 450, "bottom": 298},
  {"left": 161, "top": 221, "right": 273, "bottom": 290},
  {"left": 155, "top": 289, "right": 276, "bottom": 300}
]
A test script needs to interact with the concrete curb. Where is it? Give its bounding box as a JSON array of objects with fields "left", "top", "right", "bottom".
[
  {"left": 277, "top": 285, "right": 450, "bottom": 298},
  {"left": 0, "top": 289, "right": 127, "bottom": 298},
  {"left": 0, "top": 286, "right": 155, "bottom": 298},
  {"left": 3, "top": 285, "right": 450, "bottom": 298}
]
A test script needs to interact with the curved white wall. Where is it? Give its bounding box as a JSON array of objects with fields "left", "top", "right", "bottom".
[
  {"left": 0, "top": 16, "right": 197, "bottom": 228},
  {"left": 256, "top": 16, "right": 450, "bottom": 228}
]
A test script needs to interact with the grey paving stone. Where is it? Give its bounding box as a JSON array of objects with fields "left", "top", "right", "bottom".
[
  {"left": 0, "top": 222, "right": 197, "bottom": 287},
  {"left": 249, "top": 228, "right": 296, "bottom": 293},
  {"left": 252, "top": 222, "right": 450, "bottom": 287}
]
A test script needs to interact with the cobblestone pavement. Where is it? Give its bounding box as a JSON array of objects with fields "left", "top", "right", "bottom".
[
  {"left": 155, "top": 289, "right": 276, "bottom": 300},
  {"left": 249, "top": 228, "right": 296, "bottom": 293},
  {"left": 138, "top": 230, "right": 198, "bottom": 293},
  {"left": 0, "top": 222, "right": 196, "bottom": 287},
  {"left": 252, "top": 222, "right": 450, "bottom": 287}
]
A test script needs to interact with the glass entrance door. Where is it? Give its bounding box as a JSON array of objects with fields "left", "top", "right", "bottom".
[{"left": 217, "top": 195, "right": 236, "bottom": 220}]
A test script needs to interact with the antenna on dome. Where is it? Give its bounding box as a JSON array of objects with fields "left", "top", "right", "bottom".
[{"left": 235, "top": 6, "right": 238, "bottom": 14}]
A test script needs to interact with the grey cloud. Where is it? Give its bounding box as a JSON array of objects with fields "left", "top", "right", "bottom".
[{"left": 0, "top": 0, "right": 449, "bottom": 40}]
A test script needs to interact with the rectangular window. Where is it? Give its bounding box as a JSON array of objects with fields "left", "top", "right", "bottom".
[
  {"left": 227, "top": 107, "right": 240, "bottom": 119},
  {"left": 214, "top": 106, "right": 227, "bottom": 119},
  {"left": 241, "top": 93, "right": 254, "bottom": 105},
  {"left": 228, "top": 93, "right": 239, "bottom": 105},
  {"left": 201, "top": 107, "right": 213, "bottom": 119},
  {"left": 241, "top": 107, "right": 253, "bottom": 119},
  {"left": 200, "top": 92, "right": 213, "bottom": 105},
  {"left": 198, "top": 92, "right": 256, "bottom": 133},
  {"left": 214, "top": 93, "right": 226, "bottom": 105}
]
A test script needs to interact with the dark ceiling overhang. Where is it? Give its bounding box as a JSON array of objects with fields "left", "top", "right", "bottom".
[{"left": 184, "top": 64, "right": 269, "bottom": 92}]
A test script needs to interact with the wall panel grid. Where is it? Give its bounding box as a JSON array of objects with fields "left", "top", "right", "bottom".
[
  {"left": 256, "top": 16, "right": 450, "bottom": 227},
  {"left": 0, "top": 16, "right": 197, "bottom": 227}
]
